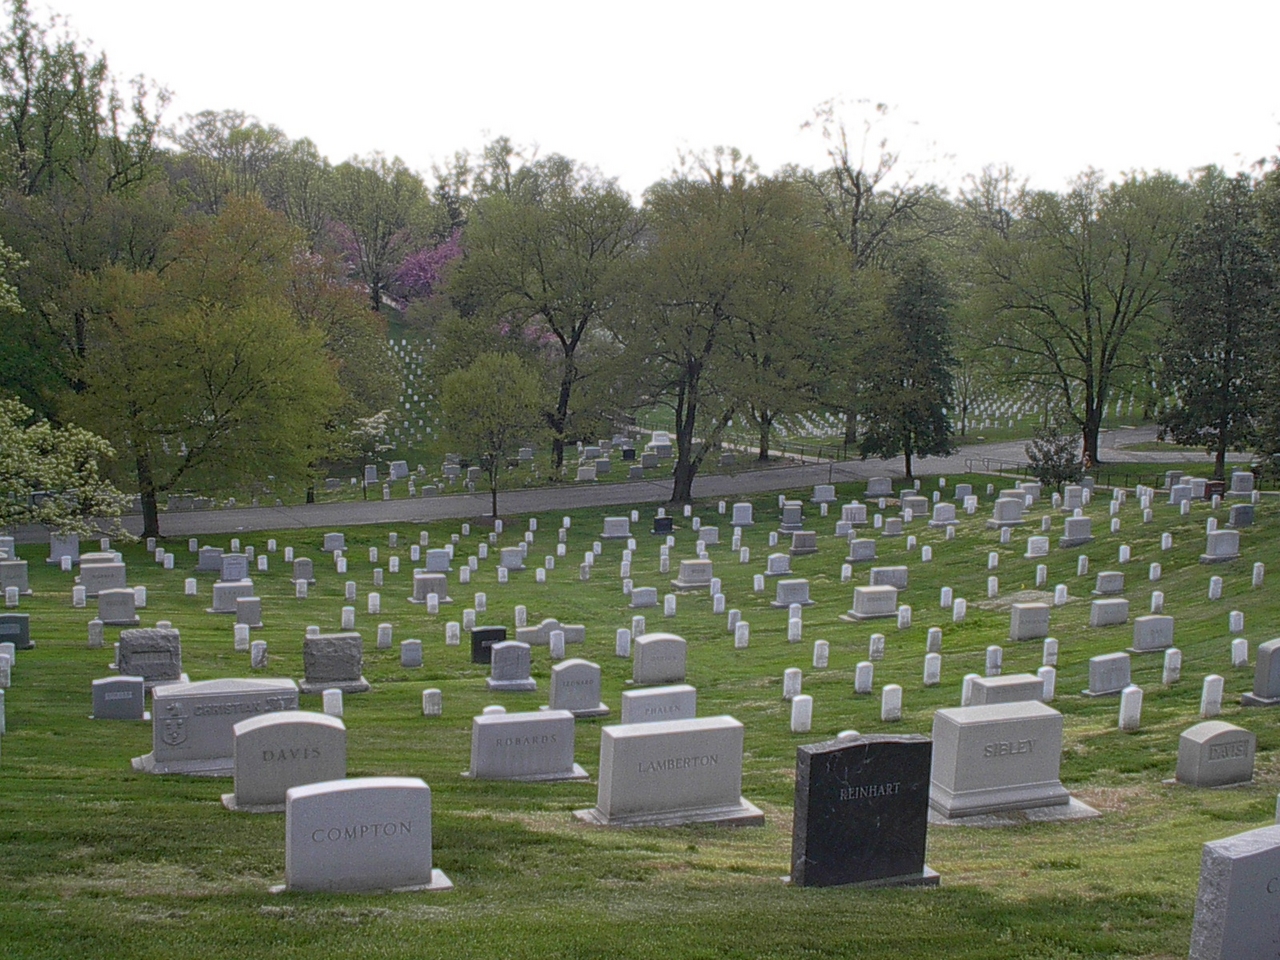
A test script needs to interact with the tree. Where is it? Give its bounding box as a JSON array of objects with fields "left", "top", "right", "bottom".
[
  {"left": 619, "top": 152, "right": 817, "bottom": 502},
  {"left": 71, "top": 197, "right": 345, "bottom": 537},
  {"left": 800, "top": 100, "right": 949, "bottom": 447},
  {"left": 856, "top": 258, "right": 957, "bottom": 477},
  {"left": 0, "top": 396, "right": 130, "bottom": 536},
  {"left": 328, "top": 153, "right": 428, "bottom": 311},
  {"left": 978, "top": 170, "right": 1190, "bottom": 465},
  {"left": 448, "top": 155, "right": 642, "bottom": 469},
  {"left": 439, "top": 353, "right": 544, "bottom": 518},
  {"left": 1158, "top": 172, "right": 1274, "bottom": 478},
  {"left": 169, "top": 109, "right": 290, "bottom": 214}
]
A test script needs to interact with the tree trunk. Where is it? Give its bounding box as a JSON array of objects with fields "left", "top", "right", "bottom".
[
  {"left": 903, "top": 432, "right": 914, "bottom": 480},
  {"left": 1081, "top": 413, "right": 1102, "bottom": 469},
  {"left": 1214, "top": 440, "right": 1226, "bottom": 481},
  {"left": 843, "top": 409, "right": 857, "bottom": 447},
  {"left": 550, "top": 363, "right": 575, "bottom": 471},
  {"left": 491, "top": 480, "right": 499, "bottom": 519},
  {"left": 757, "top": 416, "right": 771, "bottom": 462},
  {"left": 305, "top": 484, "right": 315, "bottom": 504},
  {"left": 136, "top": 452, "right": 161, "bottom": 540}
]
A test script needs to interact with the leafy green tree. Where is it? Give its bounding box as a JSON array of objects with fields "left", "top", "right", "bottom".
[
  {"left": 978, "top": 169, "right": 1190, "bottom": 465},
  {"left": 619, "top": 152, "right": 821, "bottom": 501},
  {"left": 1158, "top": 171, "right": 1275, "bottom": 478},
  {"left": 448, "top": 155, "right": 641, "bottom": 468},
  {"left": 440, "top": 352, "right": 545, "bottom": 518},
  {"left": 856, "top": 258, "right": 957, "bottom": 477},
  {"left": 328, "top": 153, "right": 429, "bottom": 311},
  {"left": 71, "top": 197, "right": 345, "bottom": 537}
]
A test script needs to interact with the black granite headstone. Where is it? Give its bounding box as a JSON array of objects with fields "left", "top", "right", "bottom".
[
  {"left": 470, "top": 626, "right": 507, "bottom": 665},
  {"left": 790, "top": 733, "right": 937, "bottom": 888},
  {"left": 0, "top": 613, "right": 33, "bottom": 650},
  {"left": 652, "top": 517, "right": 674, "bottom": 535},
  {"left": 621, "top": 447, "right": 636, "bottom": 462}
]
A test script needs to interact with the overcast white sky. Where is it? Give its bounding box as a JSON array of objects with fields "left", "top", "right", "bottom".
[{"left": 39, "top": 0, "right": 1280, "bottom": 201}]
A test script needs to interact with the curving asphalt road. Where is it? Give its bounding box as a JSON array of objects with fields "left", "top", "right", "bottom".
[{"left": 11, "top": 424, "right": 1246, "bottom": 544}]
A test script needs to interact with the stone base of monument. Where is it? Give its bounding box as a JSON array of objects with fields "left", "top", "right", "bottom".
[
  {"left": 574, "top": 797, "right": 764, "bottom": 828},
  {"left": 784, "top": 866, "right": 940, "bottom": 888},
  {"left": 407, "top": 595, "right": 453, "bottom": 604},
  {"left": 102, "top": 615, "right": 141, "bottom": 626},
  {"left": 669, "top": 578, "right": 711, "bottom": 590},
  {"left": 1240, "top": 692, "right": 1280, "bottom": 707},
  {"left": 290, "top": 577, "right": 316, "bottom": 585},
  {"left": 132, "top": 752, "right": 234, "bottom": 777},
  {"left": 539, "top": 703, "right": 611, "bottom": 718},
  {"left": 220, "top": 793, "right": 285, "bottom": 814},
  {"left": 770, "top": 598, "right": 815, "bottom": 609},
  {"left": 1058, "top": 536, "right": 1095, "bottom": 548},
  {"left": 485, "top": 677, "right": 537, "bottom": 692},
  {"left": 270, "top": 870, "right": 453, "bottom": 895},
  {"left": 928, "top": 520, "right": 957, "bottom": 529},
  {"left": 463, "top": 763, "right": 589, "bottom": 783},
  {"left": 984, "top": 520, "right": 1026, "bottom": 530},
  {"left": 840, "top": 611, "right": 896, "bottom": 622},
  {"left": 778, "top": 524, "right": 804, "bottom": 534},
  {"left": 1198, "top": 553, "right": 1240, "bottom": 565},
  {"left": 928, "top": 796, "right": 1099, "bottom": 827},
  {"left": 299, "top": 677, "right": 370, "bottom": 694}
]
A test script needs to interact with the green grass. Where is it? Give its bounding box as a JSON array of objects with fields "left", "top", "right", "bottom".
[{"left": 0, "top": 474, "right": 1275, "bottom": 959}]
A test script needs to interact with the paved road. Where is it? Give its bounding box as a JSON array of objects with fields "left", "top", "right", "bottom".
[{"left": 12, "top": 425, "right": 1247, "bottom": 543}]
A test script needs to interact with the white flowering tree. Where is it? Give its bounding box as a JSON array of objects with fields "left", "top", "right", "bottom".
[{"left": 0, "top": 398, "right": 132, "bottom": 537}]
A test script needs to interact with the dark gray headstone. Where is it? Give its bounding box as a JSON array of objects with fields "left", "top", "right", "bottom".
[
  {"left": 791, "top": 734, "right": 936, "bottom": 888},
  {"left": 470, "top": 626, "right": 507, "bottom": 665},
  {"left": 0, "top": 613, "right": 33, "bottom": 650}
]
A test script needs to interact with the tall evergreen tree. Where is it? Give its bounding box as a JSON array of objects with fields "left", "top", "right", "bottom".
[
  {"left": 857, "top": 258, "right": 956, "bottom": 478},
  {"left": 1158, "top": 171, "right": 1274, "bottom": 479}
]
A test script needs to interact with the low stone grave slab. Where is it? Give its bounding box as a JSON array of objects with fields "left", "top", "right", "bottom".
[{"left": 843, "top": 585, "right": 898, "bottom": 621}]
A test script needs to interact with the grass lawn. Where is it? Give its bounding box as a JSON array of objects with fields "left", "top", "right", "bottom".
[{"left": 0, "top": 475, "right": 1275, "bottom": 959}]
